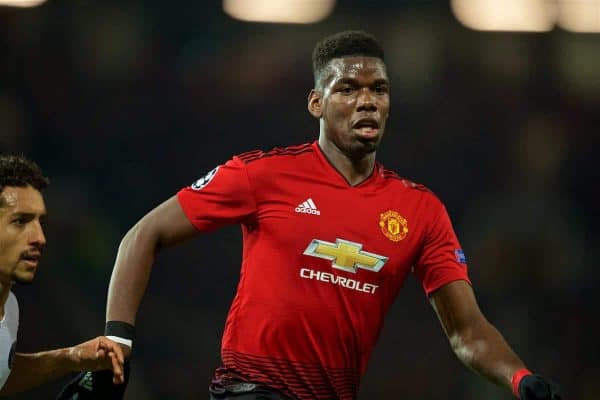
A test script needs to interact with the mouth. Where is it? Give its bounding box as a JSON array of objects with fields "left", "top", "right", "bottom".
[
  {"left": 20, "top": 252, "right": 41, "bottom": 267},
  {"left": 352, "top": 118, "right": 380, "bottom": 139}
]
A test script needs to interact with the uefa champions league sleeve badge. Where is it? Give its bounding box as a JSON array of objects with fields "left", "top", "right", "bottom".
[{"left": 191, "top": 167, "right": 219, "bottom": 191}]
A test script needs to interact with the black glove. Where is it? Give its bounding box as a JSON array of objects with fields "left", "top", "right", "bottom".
[
  {"left": 55, "top": 360, "right": 130, "bottom": 400},
  {"left": 519, "top": 374, "right": 562, "bottom": 400}
]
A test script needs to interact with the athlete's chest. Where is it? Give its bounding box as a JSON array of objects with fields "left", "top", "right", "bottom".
[{"left": 252, "top": 170, "right": 429, "bottom": 281}]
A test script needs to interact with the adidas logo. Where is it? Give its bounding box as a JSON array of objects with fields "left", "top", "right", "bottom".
[{"left": 295, "top": 198, "right": 320, "bottom": 215}]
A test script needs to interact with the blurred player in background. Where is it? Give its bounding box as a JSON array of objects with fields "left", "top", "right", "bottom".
[
  {"left": 100, "top": 31, "right": 561, "bottom": 399},
  {"left": 0, "top": 155, "right": 125, "bottom": 396}
]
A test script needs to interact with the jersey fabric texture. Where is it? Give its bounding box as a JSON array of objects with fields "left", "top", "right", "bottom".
[
  {"left": 177, "top": 142, "right": 470, "bottom": 400},
  {"left": 0, "top": 291, "right": 18, "bottom": 390}
]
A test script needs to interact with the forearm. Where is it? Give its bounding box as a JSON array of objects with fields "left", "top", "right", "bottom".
[
  {"left": 106, "top": 197, "right": 198, "bottom": 332},
  {"left": 0, "top": 349, "right": 75, "bottom": 394},
  {"left": 450, "top": 317, "right": 526, "bottom": 391},
  {"left": 106, "top": 222, "right": 158, "bottom": 325}
]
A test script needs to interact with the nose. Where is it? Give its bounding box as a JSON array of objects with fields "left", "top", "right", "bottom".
[
  {"left": 356, "top": 88, "right": 377, "bottom": 112},
  {"left": 30, "top": 220, "right": 46, "bottom": 248}
]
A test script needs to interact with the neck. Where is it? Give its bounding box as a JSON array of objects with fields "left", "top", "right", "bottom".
[
  {"left": 318, "top": 135, "right": 376, "bottom": 186},
  {"left": 0, "top": 282, "right": 11, "bottom": 320}
]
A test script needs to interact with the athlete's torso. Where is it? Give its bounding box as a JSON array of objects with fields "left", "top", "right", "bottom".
[
  {"left": 178, "top": 142, "right": 469, "bottom": 399},
  {"left": 0, "top": 292, "right": 19, "bottom": 390}
]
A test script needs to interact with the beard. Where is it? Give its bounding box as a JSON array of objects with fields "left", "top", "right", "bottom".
[
  {"left": 356, "top": 137, "right": 379, "bottom": 152},
  {"left": 11, "top": 264, "right": 36, "bottom": 285},
  {"left": 12, "top": 273, "right": 34, "bottom": 285},
  {"left": 344, "top": 136, "right": 380, "bottom": 160}
]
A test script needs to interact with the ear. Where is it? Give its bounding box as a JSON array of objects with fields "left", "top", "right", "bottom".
[{"left": 307, "top": 89, "right": 323, "bottom": 119}]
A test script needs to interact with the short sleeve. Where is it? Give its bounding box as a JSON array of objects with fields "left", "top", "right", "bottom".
[
  {"left": 413, "top": 203, "right": 471, "bottom": 296},
  {"left": 177, "top": 157, "right": 257, "bottom": 232}
]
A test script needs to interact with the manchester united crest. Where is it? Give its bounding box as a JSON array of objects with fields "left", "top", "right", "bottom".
[{"left": 379, "top": 211, "right": 408, "bottom": 242}]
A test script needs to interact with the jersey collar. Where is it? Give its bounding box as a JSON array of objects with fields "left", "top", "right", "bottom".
[{"left": 311, "top": 141, "right": 382, "bottom": 189}]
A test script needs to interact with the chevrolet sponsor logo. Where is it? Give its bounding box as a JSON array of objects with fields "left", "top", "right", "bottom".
[{"left": 303, "top": 238, "right": 388, "bottom": 274}]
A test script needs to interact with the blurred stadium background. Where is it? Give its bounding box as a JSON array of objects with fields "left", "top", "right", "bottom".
[{"left": 1, "top": 0, "right": 598, "bottom": 398}]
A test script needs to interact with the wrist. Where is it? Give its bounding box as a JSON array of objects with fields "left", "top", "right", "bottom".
[
  {"left": 512, "top": 368, "right": 533, "bottom": 398},
  {"left": 105, "top": 320, "right": 135, "bottom": 349}
]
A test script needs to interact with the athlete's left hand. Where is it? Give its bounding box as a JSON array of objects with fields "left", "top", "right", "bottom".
[
  {"left": 519, "top": 374, "right": 562, "bottom": 400},
  {"left": 66, "top": 336, "right": 125, "bottom": 384}
]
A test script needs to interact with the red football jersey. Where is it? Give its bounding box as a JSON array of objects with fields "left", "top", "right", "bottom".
[{"left": 177, "top": 142, "right": 470, "bottom": 399}]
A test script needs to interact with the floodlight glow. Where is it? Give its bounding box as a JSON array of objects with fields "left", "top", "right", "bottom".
[
  {"left": 0, "top": 0, "right": 47, "bottom": 7},
  {"left": 451, "top": 0, "right": 556, "bottom": 32},
  {"left": 557, "top": 0, "right": 600, "bottom": 33},
  {"left": 223, "top": 0, "right": 335, "bottom": 24}
]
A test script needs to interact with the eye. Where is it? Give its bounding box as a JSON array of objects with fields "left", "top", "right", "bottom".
[
  {"left": 374, "top": 84, "right": 388, "bottom": 95},
  {"left": 11, "top": 214, "right": 34, "bottom": 227},
  {"left": 339, "top": 86, "right": 355, "bottom": 95},
  {"left": 12, "top": 217, "right": 26, "bottom": 226}
]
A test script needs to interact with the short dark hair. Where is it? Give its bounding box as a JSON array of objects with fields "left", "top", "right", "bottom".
[
  {"left": 312, "top": 30, "right": 385, "bottom": 86},
  {"left": 0, "top": 155, "right": 49, "bottom": 196}
]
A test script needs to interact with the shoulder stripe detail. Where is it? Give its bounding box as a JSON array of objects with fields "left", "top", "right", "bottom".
[
  {"left": 382, "top": 170, "right": 403, "bottom": 181},
  {"left": 237, "top": 149, "right": 263, "bottom": 159},
  {"left": 238, "top": 144, "right": 313, "bottom": 164},
  {"left": 381, "top": 170, "right": 432, "bottom": 192},
  {"left": 274, "top": 143, "right": 313, "bottom": 152}
]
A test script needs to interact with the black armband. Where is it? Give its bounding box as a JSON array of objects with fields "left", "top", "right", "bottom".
[{"left": 105, "top": 321, "right": 135, "bottom": 348}]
